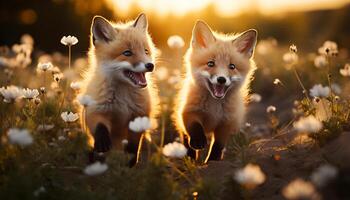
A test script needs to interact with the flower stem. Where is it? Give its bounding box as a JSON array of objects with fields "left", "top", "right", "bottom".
[
  {"left": 57, "top": 45, "right": 72, "bottom": 116},
  {"left": 146, "top": 136, "right": 196, "bottom": 186},
  {"left": 82, "top": 107, "right": 86, "bottom": 133},
  {"left": 292, "top": 65, "right": 311, "bottom": 104},
  {"left": 326, "top": 55, "right": 334, "bottom": 115},
  {"left": 160, "top": 112, "right": 165, "bottom": 148},
  {"left": 322, "top": 99, "right": 330, "bottom": 120},
  {"left": 68, "top": 45, "right": 71, "bottom": 70},
  {"left": 156, "top": 147, "right": 195, "bottom": 185},
  {"left": 42, "top": 71, "right": 46, "bottom": 133}
]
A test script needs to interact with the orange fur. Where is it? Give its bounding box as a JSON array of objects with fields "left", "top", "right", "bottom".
[
  {"left": 173, "top": 21, "right": 257, "bottom": 161},
  {"left": 79, "top": 14, "right": 159, "bottom": 150}
]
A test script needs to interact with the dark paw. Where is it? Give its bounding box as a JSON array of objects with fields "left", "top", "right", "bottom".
[
  {"left": 187, "top": 148, "right": 197, "bottom": 159},
  {"left": 88, "top": 151, "right": 106, "bottom": 163},
  {"left": 94, "top": 123, "right": 112, "bottom": 153},
  {"left": 188, "top": 122, "right": 207, "bottom": 150},
  {"left": 183, "top": 136, "right": 197, "bottom": 159},
  {"left": 189, "top": 137, "right": 207, "bottom": 150},
  {"left": 124, "top": 142, "right": 138, "bottom": 154},
  {"left": 208, "top": 142, "right": 224, "bottom": 161},
  {"left": 128, "top": 156, "right": 137, "bottom": 168}
]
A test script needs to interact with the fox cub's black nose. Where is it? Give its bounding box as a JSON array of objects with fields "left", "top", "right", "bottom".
[
  {"left": 145, "top": 63, "right": 154, "bottom": 72},
  {"left": 217, "top": 76, "right": 226, "bottom": 85}
]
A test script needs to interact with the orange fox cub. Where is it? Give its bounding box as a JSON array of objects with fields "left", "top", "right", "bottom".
[
  {"left": 174, "top": 21, "right": 257, "bottom": 162},
  {"left": 80, "top": 14, "right": 158, "bottom": 166}
]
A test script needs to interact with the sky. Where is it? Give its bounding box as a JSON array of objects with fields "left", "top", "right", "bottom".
[{"left": 105, "top": 0, "right": 350, "bottom": 17}]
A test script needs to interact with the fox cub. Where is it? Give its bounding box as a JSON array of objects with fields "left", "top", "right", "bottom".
[
  {"left": 80, "top": 14, "right": 158, "bottom": 166},
  {"left": 174, "top": 21, "right": 257, "bottom": 162}
]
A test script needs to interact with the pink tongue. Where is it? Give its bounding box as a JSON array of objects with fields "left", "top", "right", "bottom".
[
  {"left": 213, "top": 85, "right": 225, "bottom": 98},
  {"left": 134, "top": 72, "right": 147, "bottom": 85}
]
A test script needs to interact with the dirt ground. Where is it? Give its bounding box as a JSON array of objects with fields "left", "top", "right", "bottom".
[{"left": 198, "top": 97, "right": 350, "bottom": 200}]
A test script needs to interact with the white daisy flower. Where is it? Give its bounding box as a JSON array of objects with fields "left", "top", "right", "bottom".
[
  {"left": 282, "top": 179, "right": 318, "bottom": 200},
  {"left": 250, "top": 93, "right": 262, "bottom": 103},
  {"left": 84, "top": 162, "right": 108, "bottom": 176},
  {"left": 309, "top": 84, "right": 330, "bottom": 98},
  {"left": 77, "top": 94, "right": 96, "bottom": 107},
  {"left": 128, "top": 116, "right": 151, "bottom": 132},
  {"left": 121, "top": 139, "right": 128, "bottom": 146},
  {"left": 12, "top": 43, "right": 32, "bottom": 54},
  {"left": 283, "top": 52, "right": 298, "bottom": 64},
  {"left": 293, "top": 115, "right": 322, "bottom": 133},
  {"left": 37, "top": 62, "right": 53, "bottom": 72},
  {"left": 234, "top": 164, "right": 266, "bottom": 188},
  {"left": 334, "top": 96, "right": 340, "bottom": 101},
  {"left": 33, "top": 98, "right": 41, "bottom": 105},
  {"left": 70, "top": 82, "right": 81, "bottom": 90},
  {"left": 58, "top": 136, "right": 66, "bottom": 141},
  {"left": 22, "top": 88, "right": 39, "bottom": 99},
  {"left": 61, "top": 111, "right": 79, "bottom": 122},
  {"left": 273, "top": 78, "right": 282, "bottom": 85},
  {"left": 340, "top": 63, "right": 350, "bottom": 77},
  {"left": 53, "top": 73, "right": 64, "bottom": 82},
  {"left": 289, "top": 44, "right": 297, "bottom": 53},
  {"left": 7, "top": 128, "right": 33, "bottom": 147},
  {"left": 21, "top": 34, "right": 34, "bottom": 46},
  {"left": 167, "top": 35, "right": 185, "bottom": 49},
  {"left": 314, "top": 55, "right": 328, "bottom": 68},
  {"left": 318, "top": 40, "right": 338, "bottom": 56},
  {"left": 162, "top": 142, "right": 187, "bottom": 158},
  {"left": 0, "top": 85, "right": 23, "bottom": 103},
  {"left": 266, "top": 105, "right": 276, "bottom": 113},
  {"left": 311, "top": 164, "right": 338, "bottom": 187},
  {"left": 60, "top": 35, "right": 78, "bottom": 46}
]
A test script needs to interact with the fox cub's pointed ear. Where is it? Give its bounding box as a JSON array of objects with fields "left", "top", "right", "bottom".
[
  {"left": 233, "top": 29, "right": 257, "bottom": 58},
  {"left": 91, "top": 16, "right": 116, "bottom": 45},
  {"left": 191, "top": 21, "right": 216, "bottom": 49},
  {"left": 133, "top": 13, "right": 148, "bottom": 31}
]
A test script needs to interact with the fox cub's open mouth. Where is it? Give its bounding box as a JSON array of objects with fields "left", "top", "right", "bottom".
[
  {"left": 207, "top": 80, "right": 229, "bottom": 99},
  {"left": 123, "top": 70, "right": 147, "bottom": 88}
]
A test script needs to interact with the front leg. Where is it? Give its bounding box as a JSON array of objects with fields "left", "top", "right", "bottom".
[
  {"left": 85, "top": 112, "right": 113, "bottom": 163},
  {"left": 183, "top": 135, "right": 197, "bottom": 159},
  {"left": 207, "top": 123, "right": 237, "bottom": 161},
  {"left": 206, "top": 140, "right": 225, "bottom": 161},
  {"left": 94, "top": 123, "right": 112, "bottom": 153},
  {"left": 87, "top": 122, "right": 112, "bottom": 163},
  {"left": 183, "top": 112, "right": 207, "bottom": 150}
]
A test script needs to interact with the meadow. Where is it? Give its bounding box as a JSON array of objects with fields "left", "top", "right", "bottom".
[{"left": 1, "top": 1, "right": 350, "bottom": 199}]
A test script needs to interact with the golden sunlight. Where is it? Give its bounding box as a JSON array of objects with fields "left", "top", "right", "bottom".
[{"left": 105, "top": 0, "right": 350, "bottom": 17}]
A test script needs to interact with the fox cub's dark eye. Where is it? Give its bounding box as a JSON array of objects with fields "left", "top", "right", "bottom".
[
  {"left": 145, "top": 49, "right": 149, "bottom": 55},
  {"left": 229, "top": 63, "right": 236, "bottom": 70},
  {"left": 207, "top": 61, "right": 215, "bottom": 67},
  {"left": 122, "top": 50, "right": 133, "bottom": 57}
]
